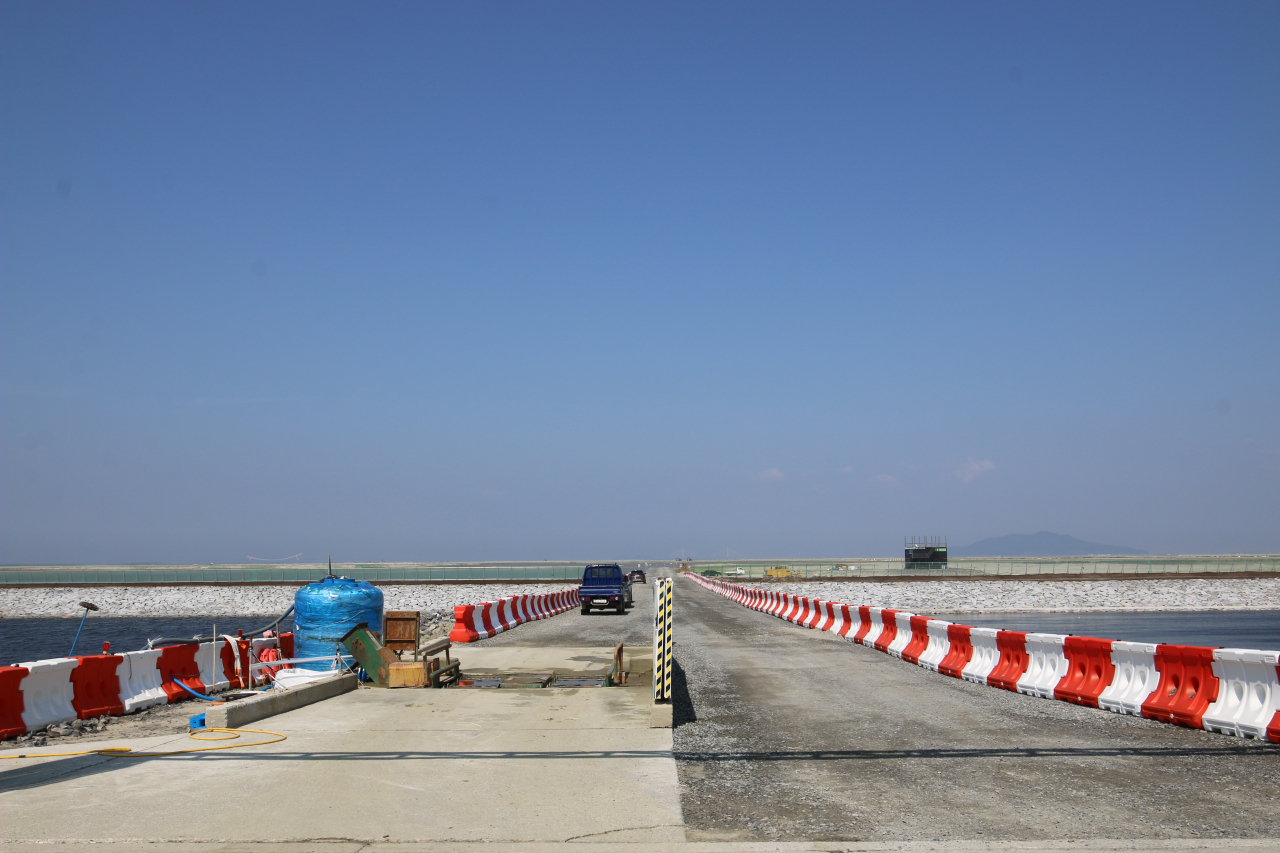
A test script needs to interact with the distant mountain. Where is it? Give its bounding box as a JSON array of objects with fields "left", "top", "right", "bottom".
[{"left": 953, "top": 531, "right": 1148, "bottom": 557}]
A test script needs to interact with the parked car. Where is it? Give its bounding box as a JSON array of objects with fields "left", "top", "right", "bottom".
[{"left": 579, "top": 564, "right": 633, "bottom": 614}]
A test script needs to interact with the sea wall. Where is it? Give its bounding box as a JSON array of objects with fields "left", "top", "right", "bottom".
[
  {"left": 0, "top": 583, "right": 567, "bottom": 631},
  {"left": 767, "top": 577, "right": 1280, "bottom": 612}
]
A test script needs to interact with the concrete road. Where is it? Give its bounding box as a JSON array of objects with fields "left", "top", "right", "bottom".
[
  {"left": 0, "top": 644, "right": 683, "bottom": 848},
  {"left": 671, "top": 574, "right": 1280, "bottom": 844}
]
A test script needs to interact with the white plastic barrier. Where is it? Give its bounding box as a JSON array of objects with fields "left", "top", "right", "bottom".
[
  {"left": 1098, "top": 641, "right": 1160, "bottom": 715},
  {"left": 886, "top": 612, "right": 915, "bottom": 659},
  {"left": 18, "top": 657, "right": 79, "bottom": 732},
  {"left": 118, "top": 649, "right": 168, "bottom": 713},
  {"left": 918, "top": 620, "right": 952, "bottom": 672},
  {"left": 1201, "top": 649, "right": 1280, "bottom": 740},
  {"left": 196, "top": 641, "right": 232, "bottom": 693},
  {"left": 863, "top": 608, "right": 888, "bottom": 649},
  {"left": 1017, "top": 633, "right": 1069, "bottom": 699},
  {"left": 827, "top": 603, "right": 848, "bottom": 637},
  {"left": 962, "top": 627, "right": 1001, "bottom": 685}
]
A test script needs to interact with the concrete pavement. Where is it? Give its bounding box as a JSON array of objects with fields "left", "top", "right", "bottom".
[{"left": 0, "top": 643, "right": 683, "bottom": 846}]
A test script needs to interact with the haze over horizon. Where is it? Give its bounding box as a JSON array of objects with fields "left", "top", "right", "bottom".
[{"left": 3, "top": 3, "right": 1278, "bottom": 565}]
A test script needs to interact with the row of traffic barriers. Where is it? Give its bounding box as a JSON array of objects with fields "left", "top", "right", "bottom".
[
  {"left": 682, "top": 573, "right": 1280, "bottom": 744},
  {"left": 0, "top": 633, "right": 295, "bottom": 738},
  {"left": 447, "top": 588, "right": 578, "bottom": 643}
]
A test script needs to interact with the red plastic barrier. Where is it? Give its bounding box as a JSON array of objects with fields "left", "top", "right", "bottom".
[
  {"left": 901, "top": 616, "right": 931, "bottom": 665},
  {"left": 156, "top": 645, "right": 205, "bottom": 703},
  {"left": 803, "top": 599, "right": 824, "bottom": 629},
  {"left": 779, "top": 595, "right": 799, "bottom": 622},
  {"left": 1055, "top": 637, "right": 1117, "bottom": 708},
  {"left": 219, "top": 639, "right": 252, "bottom": 689},
  {"left": 1269, "top": 709, "right": 1280, "bottom": 744},
  {"left": 872, "top": 610, "right": 900, "bottom": 652},
  {"left": 70, "top": 655, "right": 124, "bottom": 719},
  {"left": 987, "top": 631, "right": 1030, "bottom": 691},
  {"left": 816, "top": 602, "right": 837, "bottom": 632},
  {"left": 279, "top": 632, "right": 295, "bottom": 666},
  {"left": 0, "top": 666, "right": 28, "bottom": 738},
  {"left": 1142, "top": 645, "right": 1221, "bottom": 729},
  {"left": 938, "top": 625, "right": 974, "bottom": 678},
  {"left": 837, "top": 605, "right": 857, "bottom": 638},
  {"left": 791, "top": 597, "right": 810, "bottom": 625},
  {"left": 449, "top": 604, "right": 481, "bottom": 643},
  {"left": 852, "top": 606, "right": 873, "bottom": 644}
]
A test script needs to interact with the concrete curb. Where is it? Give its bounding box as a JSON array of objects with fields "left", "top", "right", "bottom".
[{"left": 205, "top": 672, "right": 357, "bottom": 728}]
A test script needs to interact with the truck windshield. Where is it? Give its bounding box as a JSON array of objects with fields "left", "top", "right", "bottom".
[{"left": 583, "top": 566, "right": 620, "bottom": 580}]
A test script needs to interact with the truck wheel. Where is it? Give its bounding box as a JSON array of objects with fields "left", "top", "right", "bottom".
[
  {"left": 615, "top": 601, "right": 625, "bottom": 615},
  {"left": 581, "top": 603, "right": 590, "bottom": 615}
]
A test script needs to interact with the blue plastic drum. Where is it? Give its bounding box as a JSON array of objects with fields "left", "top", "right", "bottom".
[{"left": 293, "top": 577, "right": 384, "bottom": 670}]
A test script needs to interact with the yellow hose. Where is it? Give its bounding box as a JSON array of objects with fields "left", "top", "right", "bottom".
[{"left": 1, "top": 727, "right": 286, "bottom": 760}]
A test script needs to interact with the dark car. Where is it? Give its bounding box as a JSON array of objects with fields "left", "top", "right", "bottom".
[
  {"left": 579, "top": 563, "right": 633, "bottom": 614},
  {"left": 627, "top": 569, "right": 647, "bottom": 584}
]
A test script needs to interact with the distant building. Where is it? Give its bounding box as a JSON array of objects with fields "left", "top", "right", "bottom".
[{"left": 904, "top": 536, "right": 947, "bottom": 568}]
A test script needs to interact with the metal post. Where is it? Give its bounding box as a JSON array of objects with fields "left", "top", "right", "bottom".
[{"left": 68, "top": 601, "right": 99, "bottom": 656}]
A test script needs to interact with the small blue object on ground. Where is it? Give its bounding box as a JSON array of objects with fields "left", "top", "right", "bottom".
[{"left": 189, "top": 713, "right": 206, "bottom": 730}]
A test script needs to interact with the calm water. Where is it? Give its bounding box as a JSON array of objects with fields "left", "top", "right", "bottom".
[
  {"left": 931, "top": 610, "right": 1280, "bottom": 649},
  {"left": 1, "top": 615, "right": 295, "bottom": 666},
  {"left": 4, "top": 610, "right": 1280, "bottom": 665}
]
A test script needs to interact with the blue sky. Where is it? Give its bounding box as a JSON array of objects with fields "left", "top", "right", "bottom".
[{"left": 2, "top": 2, "right": 1277, "bottom": 563}]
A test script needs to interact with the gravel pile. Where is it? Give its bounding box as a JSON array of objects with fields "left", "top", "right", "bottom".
[
  {"left": 0, "top": 584, "right": 576, "bottom": 626},
  {"left": 765, "top": 577, "right": 1280, "bottom": 612}
]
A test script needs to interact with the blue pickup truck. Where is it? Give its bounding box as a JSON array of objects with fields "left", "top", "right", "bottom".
[{"left": 578, "top": 564, "right": 633, "bottom": 615}]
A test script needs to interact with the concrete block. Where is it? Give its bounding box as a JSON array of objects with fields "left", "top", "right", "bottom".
[
  {"left": 205, "top": 672, "right": 357, "bottom": 729},
  {"left": 650, "top": 701, "right": 673, "bottom": 728},
  {"left": 629, "top": 647, "right": 654, "bottom": 673}
]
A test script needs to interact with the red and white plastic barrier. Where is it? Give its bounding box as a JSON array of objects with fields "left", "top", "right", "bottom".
[
  {"left": 682, "top": 572, "right": 1280, "bottom": 745},
  {"left": 1202, "top": 649, "right": 1280, "bottom": 741},
  {"left": 448, "top": 587, "right": 578, "bottom": 643},
  {"left": 886, "top": 612, "right": 915, "bottom": 659},
  {"left": 918, "top": 620, "right": 952, "bottom": 672},
  {"left": 16, "top": 658, "right": 79, "bottom": 733},
  {"left": 1017, "top": 633, "right": 1068, "bottom": 699},
  {"left": 119, "top": 649, "right": 168, "bottom": 713},
  {"left": 0, "top": 633, "right": 299, "bottom": 738}
]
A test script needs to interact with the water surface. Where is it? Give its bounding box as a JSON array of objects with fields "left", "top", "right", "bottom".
[
  {"left": 1, "top": 615, "right": 295, "bottom": 665},
  {"left": 931, "top": 610, "right": 1280, "bottom": 649}
]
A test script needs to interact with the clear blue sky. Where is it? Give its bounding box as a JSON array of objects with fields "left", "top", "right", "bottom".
[{"left": 2, "top": 2, "right": 1277, "bottom": 564}]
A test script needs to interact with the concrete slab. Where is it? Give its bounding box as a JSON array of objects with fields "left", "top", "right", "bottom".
[
  {"left": 206, "top": 671, "right": 357, "bottom": 728},
  {"left": 1, "top": 836, "right": 1277, "bottom": 852},
  {"left": 0, "top": 648, "right": 683, "bottom": 847}
]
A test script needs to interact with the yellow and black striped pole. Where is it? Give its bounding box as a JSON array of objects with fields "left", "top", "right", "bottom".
[{"left": 653, "top": 577, "right": 673, "bottom": 701}]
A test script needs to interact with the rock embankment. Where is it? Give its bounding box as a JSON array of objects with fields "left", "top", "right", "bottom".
[
  {"left": 767, "top": 577, "right": 1280, "bottom": 612},
  {"left": 0, "top": 584, "right": 575, "bottom": 629}
]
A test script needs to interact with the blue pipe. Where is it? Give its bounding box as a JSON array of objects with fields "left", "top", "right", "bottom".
[
  {"left": 171, "top": 677, "right": 218, "bottom": 702},
  {"left": 68, "top": 608, "right": 91, "bottom": 657}
]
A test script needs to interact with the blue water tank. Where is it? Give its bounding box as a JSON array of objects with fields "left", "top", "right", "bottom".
[{"left": 293, "top": 577, "right": 384, "bottom": 671}]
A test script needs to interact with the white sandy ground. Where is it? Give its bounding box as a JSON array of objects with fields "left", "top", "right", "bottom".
[{"left": 766, "top": 577, "right": 1280, "bottom": 612}]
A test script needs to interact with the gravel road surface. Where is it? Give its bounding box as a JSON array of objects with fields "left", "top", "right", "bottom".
[{"left": 671, "top": 574, "right": 1280, "bottom": 843}]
